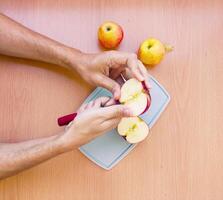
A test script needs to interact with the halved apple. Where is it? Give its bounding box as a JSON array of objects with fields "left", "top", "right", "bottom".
[
  {"left": 117, "top": 117, "right": 149, "bottom": 143},
  {"left": 119, "top": 78, "right": 151, "bottom": 116}
]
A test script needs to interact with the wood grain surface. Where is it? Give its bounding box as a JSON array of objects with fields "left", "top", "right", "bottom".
[{"left": 0, "top": 0, "right": 223, "bottom": 199}]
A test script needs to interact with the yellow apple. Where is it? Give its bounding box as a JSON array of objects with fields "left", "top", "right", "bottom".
[
  {"left": 98, "top": 21, "right": 124, "bottom": 49},
  {"left": 138, "top": 38, "right": 173, "bottom": 66}
]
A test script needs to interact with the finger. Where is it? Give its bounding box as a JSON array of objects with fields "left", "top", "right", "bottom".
[
  {"left": 106, "top": 51, "right": 144, "bottom": 82},
  {"left": 93, "top": 96, "right": 117, "bottom": 107},
  {"left": 137, "top": 60, "right": 148, "bottom": 79},
  {"left": 101, "top": 104, "right": 133, "bottom": 119},
  {"left": 122, "top": 68, "right": 133, "bottom": 80},
  {"left": 100, "top": 118, "right": 121, "bottom": 131},
  {"left": 127, "top": 57, "right": 144, "bottom": 81},
  {"left": 93, "top": 96, "right": 111, "bottom": 107},
  {"left": 77, "top": 103, "right": 89, "bottom": 114},
  {"left": 105, "top": 51, "right": 135, "bottom": 68},
  {"left": 137, "top": 60, "right": 150, "bottom": 89},
  {"left": 86, "top": 100, "right": 95, "bottom": 109},
  {"left": 78, "top": 97, "right": 115, "bottom": 114},
  {"left": 77, "top": 106, "right": 85, "bottom": 114},
  {"left": 95, "top": 74, "right": 121, "bottom": 100},
  {"left": 78, "top": 97, "right": 108, "bottom": 113},
  {"left": 104, "top": 98, "right": 117, "bottom": 106},
  {"left": 78, "top": 100, "right": 88, "bottom": 111},
  {"left": 65, "top": 121, "right": 74, "bottom": 131}
]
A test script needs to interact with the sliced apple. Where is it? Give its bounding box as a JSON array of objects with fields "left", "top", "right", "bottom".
[
  {"left": 119, "top": 78, "right": 150, "bottom": 116},
  {"left": 117, "top": 117, "right": 149, "bottom": 143}
]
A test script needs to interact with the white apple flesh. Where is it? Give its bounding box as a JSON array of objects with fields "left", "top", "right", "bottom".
[
  {"left": 117, "top": 117, "right": 149, "bottom": 143},
  {"left": 119, "top": 78, "right": 150, "bottom": 116}
]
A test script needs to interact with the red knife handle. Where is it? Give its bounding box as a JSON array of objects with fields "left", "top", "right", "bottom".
[{"left": 57, "top": 113, "right": 77, "bottom": 126}]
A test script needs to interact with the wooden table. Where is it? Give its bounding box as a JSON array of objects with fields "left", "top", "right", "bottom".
[{"left": 0, "top": 0, "right": 222, "bottom": 199}]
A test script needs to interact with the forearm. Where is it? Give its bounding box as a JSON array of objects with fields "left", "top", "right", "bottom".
[
  {"left": 0, "top": 132, "right": 73, "bottom": 179},
  {"left": 0, "top": 13, "right": 83, "bottom": 70}
]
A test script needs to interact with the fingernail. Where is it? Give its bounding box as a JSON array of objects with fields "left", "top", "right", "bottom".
[
  {"left": 139, "top": 75, "right": 144, "bottom": 82},
  {"left": 113, "top": 89, "right": 120, "bottom": 100},
  {"left": 113, "top": 91, "right": 118, "bottom": 99},
  {"left": 116, "top": 95, "right": 121, "bottom": 101},
  {"left": 145, "top": 81, "right": 151, "bottom": 90},
  {"left": 147, "top": 82, "right": 152, "bottom": 89}
]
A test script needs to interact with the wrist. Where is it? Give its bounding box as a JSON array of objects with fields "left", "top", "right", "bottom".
[
  {"left": 49, "top": 133, "right": 71, "bottom": 154},
  {"left": 63, "top": 49, "right": 98, "bottom": 74},
  {"left": 55, "top": 46, "right": 83, "bottom": 70},
  {"left": 56, "top": 46, "right": 95, "bottom": 74},
  {"left": 57, "top": 126, "right": 81, "bottom": 152}
]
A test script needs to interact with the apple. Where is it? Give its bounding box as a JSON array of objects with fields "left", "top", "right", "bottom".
[
  {"left": 138, "top": 38, "right": 173, "bottom": 66},
  {"left": 117, "top": 117, "right": 149, "bottom": 143},
  {"left": 98, "top": 21, "right": 124, "bottom": 49},
  {"left": 119, "top": 78, "right": 151, "bottom": 116}
]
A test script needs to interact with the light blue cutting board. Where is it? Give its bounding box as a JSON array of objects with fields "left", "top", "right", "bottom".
[{"left": 79, "top": 75, "right": 170, "bottom": 170}]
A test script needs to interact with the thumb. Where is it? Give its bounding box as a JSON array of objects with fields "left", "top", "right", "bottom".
[
  {"left": 101, "top": 105, "right": 133, "bottom": 119},
  {"left": 97, "top": 75, "right": 121, "bottom": 100}
]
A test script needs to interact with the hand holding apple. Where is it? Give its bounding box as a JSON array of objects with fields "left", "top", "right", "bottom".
[
  {"left": 58, "top": 78, "right": 151, "bottom": 144},
  {"left": 61, "top": 97, "right": 133, "bottom": 147},
  {"left": 75, "top": 51, "right": 149, "bottom": 100}
]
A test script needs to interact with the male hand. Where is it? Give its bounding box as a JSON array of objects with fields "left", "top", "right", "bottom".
[
  {"left": 61, "top": 97, "right": 133, "bottom": 147},
  {"left": 74, "top": 51, "right": 149, "bottom": 100}
]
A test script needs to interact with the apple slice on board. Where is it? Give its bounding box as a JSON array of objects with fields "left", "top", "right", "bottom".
[
  {"left": 117, "top": 117, "right": 149, "bottom": 143},
  {"left": 119, "top": 78, "right": 151, "bottom": 116}
]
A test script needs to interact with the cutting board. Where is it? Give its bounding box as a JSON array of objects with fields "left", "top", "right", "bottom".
[{"left": 79, "top": 75, "right": 170, "bottom": 169}]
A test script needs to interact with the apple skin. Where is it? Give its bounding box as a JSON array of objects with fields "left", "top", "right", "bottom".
[
  {"left": 98, "top": 21, "right": 124, "bottom": 49},
  {"left": 138, "top": 38, "right": 166, "bottom": 65},
  {"left": 142, "top": 81, "right": 149, "bottom": 92},
  {"left": 141, "top": 94, "right": 151, "bottom": 115},
  {"left": 141, "top": 80, "right": 151, "bottom": 114}
]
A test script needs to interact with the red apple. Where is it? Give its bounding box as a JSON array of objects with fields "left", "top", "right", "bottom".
[
  {"left": 119, "top": 78, "right": 151, "bottom": 116},
  {"left": 98, "top": 21, "right": 124, "bottom": 49}
]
